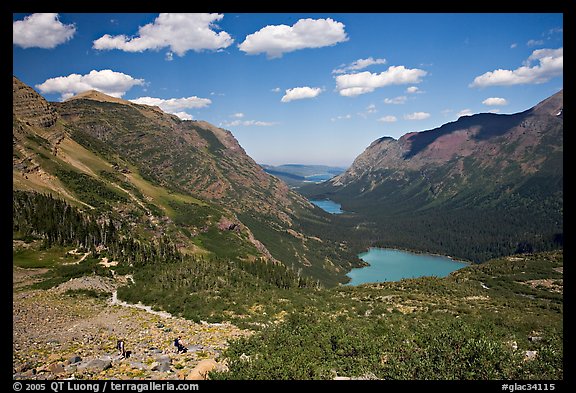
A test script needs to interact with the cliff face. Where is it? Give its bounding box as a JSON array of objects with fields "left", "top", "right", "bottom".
[
  {"left": 54, "top": 89, "right": 309, "bottom": 223},
  {"left": 13, "top": 77, "right": 58, "bottom": 128}
]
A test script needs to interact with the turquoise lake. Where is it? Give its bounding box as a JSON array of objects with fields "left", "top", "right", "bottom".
[
  {"left": 346, "top": 248, "right": 468, "bottom": 285},
  {"left": 310, "top": 199, "right": 344, "bottom": 214}
]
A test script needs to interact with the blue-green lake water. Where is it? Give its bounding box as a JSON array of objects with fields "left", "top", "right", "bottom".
[
  {"left": 347, "top": 248, "right": 468, "bottom": 285},
  {"left": 310, "top": 199, "right": 344, "bottom": 214}
]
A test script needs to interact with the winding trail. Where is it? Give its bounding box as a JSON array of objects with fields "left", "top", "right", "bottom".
[
  {"left": 63, "top": 249, "right": 91, "bottom": 265},
  {"left": 110, "top": 290, "right": 174, "bottom": 319}
]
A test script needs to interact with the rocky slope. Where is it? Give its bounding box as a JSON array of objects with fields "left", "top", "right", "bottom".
[
  {"left": 330, "top": 90, "right": 563, "bottom": 203},
  {"left": 13, "top": 76, "right": 360, "bottom": 286},
  {"left": 13, "top": 266, "right": 252, "bottom": 380}
]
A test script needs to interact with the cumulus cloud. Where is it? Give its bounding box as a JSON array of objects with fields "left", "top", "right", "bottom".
[
  {"left": 171, "top": 112, "right": 194, "bottom": 120},
  {"left": 470, "top": 47, "right": 563, "bottom": 87},
  {"left": 35, "top": 69, "right": 145, "bottom": 100},
  {"left": 93, "top": 13, "right": 233, "bottom": 56},
  {"left": 281, "top": 86, "right": 323, "bottom": 103},
  {"left": 13, "top": 13, "right": 76, "bottom": 49},
  {"left": 482, "top": 97, "right": 508, "bottom": 106},
  {"left": 336, "top": 66, "right": 427, "bottom": 97},
  {"left": 404, "top": 112, "right": 430, "bottom": 120},
  {"left": 239, "top": 18, "right": 348, "bottom": 58},
  {"left": 231, "top": 112, "right": 245, "bottom": 118},
  {"left": 377, "top": 115, "right": 397, "bottom": 123},
  {"left": 129, "top": 95, "right": 212, "bottom": 120},
  {"left": 271, "top": 87, "right": 281, "bottom": 93},
  {"left": 384, "top": 96, "right": 407, "bottom": 105},
  {"left": 457, "top": 109, "right": 473, "bottom": 117},
  {"left": 406, "top": 86, "right": 420, "bottom": 94},
  {"left": 332, "top": 57, "right": 387, "bottom": 74}
]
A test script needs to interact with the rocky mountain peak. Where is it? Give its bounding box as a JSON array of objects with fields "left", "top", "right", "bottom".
[
  {"left": 64, "top": 89, "right": 132, "bottom": 105},
  {"left": 13, "top": 76, "right": 58, "bottom": 128},
  {"left": 531, "top": 89, "right": 563, "bottom": 117}
]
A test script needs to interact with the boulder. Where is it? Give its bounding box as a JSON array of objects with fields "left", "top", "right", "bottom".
[
  {"left": 186, "top": 359, "right": 219, "bottom": 380},
  {"left": 78, "top": 358, "right": 112, "bottom": 373},
  {"left": 151, "top": 355, "right": 172, "bottom": 372},
  {"left": 524, "top": 350, "right": 538, "bottom": 360},
  {"left": 47, "top": 363, "right": 65, "bottom": 374}
]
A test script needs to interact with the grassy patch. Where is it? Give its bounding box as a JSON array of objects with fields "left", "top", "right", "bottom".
[{"left": 13, "top": 247, "right": 70, "bottom": 269}]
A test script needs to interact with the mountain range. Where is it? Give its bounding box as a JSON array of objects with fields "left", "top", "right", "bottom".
[
  {"left": 301, "top": 90, "right": 563, "bottom": 262},
  {"left": 260, "top": 164, "right": 346, "bottom": 188},
  {"left": 12, "top": 76, "right": 360, "bottom": 286},
  {"left": 12, "top": 76, "right": 564, "bottom": 380}
]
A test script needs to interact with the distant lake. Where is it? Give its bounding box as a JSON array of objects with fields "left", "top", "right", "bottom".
[
  {"left": 304, "top": 174, "right": 334, "bottom": 183},
  {"left": 310, "top": 199, "right": 344, "bottom": 214},
  {"left": 347, "top": 248, "right": 468, "bottom": 285}
]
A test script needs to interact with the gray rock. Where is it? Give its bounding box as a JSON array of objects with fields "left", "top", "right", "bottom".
[
  {"left": 78, "top": 358, "right": 112, "bottom": 372},
  {"left": 187, "top": 345, "right": 204, "bottom": 352},
  {"left": 524, "top": 350, "right": 538, "bottom": 360},
  {"left": 151, "top": 354, "right": 172, "bottom": 372},
  {"left": 129, "top": 362, "right": 148, "bottom": 370},
  {"left": 68, "top": 355, "right": 82, "bottom": 364},
  {"left": 151, "top": 362, "right": 171, "bottom": 372}
]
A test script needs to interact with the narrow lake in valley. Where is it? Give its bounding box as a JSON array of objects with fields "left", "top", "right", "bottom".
[
  {"left": 310, "top": 199, "right": 344, "bottom": 214},
  {"left": 346, "top": 248, "right": 468, "bottom": 285}
]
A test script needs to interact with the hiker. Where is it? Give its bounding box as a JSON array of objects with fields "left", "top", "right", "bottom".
[
  {"left": 174, "top": 337, "right": 188, "bottom": 353},
  {"left": 117, "top": 339, "right": 127, "bottom": 358}
]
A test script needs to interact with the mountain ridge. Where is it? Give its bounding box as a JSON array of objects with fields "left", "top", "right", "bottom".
[
  {"left": 301, "top": 90, "right": 563, "bottom": 262},
  {"left": 13, "top": 76, "right": 361, "bottom": 286}
]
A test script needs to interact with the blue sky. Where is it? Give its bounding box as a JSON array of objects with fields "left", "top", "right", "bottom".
[{"left": 13, "top": 13, "right": 563, "bottom": 167}]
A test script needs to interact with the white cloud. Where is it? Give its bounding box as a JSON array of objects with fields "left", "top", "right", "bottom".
[
  {"left": 239, "top": 18, "right": 348, "bottom": 58},
  {"left": 93, "top": 13, "right": 233, "bottom": 56},
  {"left": 384, "top": 96, "right": 407, "bottom": 104},
  {"left": 13, "top": 13, "right": 76, "bottom": 49},
  {"left": 527, "top": 39, "right": 544, "bottom": 47},
  {"left": 377, "top": 115, "right": 397, "bottom": 123},
  {"left": 331, "top": 114, "right": 352, "bottom": 122},
  {"left": 129, "top": 96, "right": 212, "bottom": 118},
  {"left": 457, "top": 109, "right": 473, "bottom": 117},
  {"left": 482, "top": 97, "right": 508, "bottom": 106},
  {"left": 336, "top": 66, "right": 427, "bottom": 97},
  {"left": 333, "top": 57, "right": 387, "bottom": 74},
  {"left": 221, "top": 119, "right": 277, "bottom": 127},
  {"left": 357, "top": 104, "right": 377, "bottom": 119},
  {"left": 36, "top": 69, "right": 145, "bottom": 100},
  {"left": 231, "top": 112, "right": 245, "bottom": 118},
  {"left": 406, "top": 86, "right": 420, "bottom": 94},
  {"left": 510, "top": 43, "right": 518, "bottom": 49},
  {"left": 365, "top": 104, "right": 377, "bottom": 113},
  {"left": 470, "top": 47, "right": 563, "bottom": 87},
  {"left": 172, "top": 112, "right": 194, "bottom": 120},
  {"left": 271, "top": 87, "right": 281, "bottom": 93},
  {"left": 404, "top": 112, "right": 430, "bottom": 120},
  {"left": 281, "top": 86, "right": 323, "bottom": 103}
]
